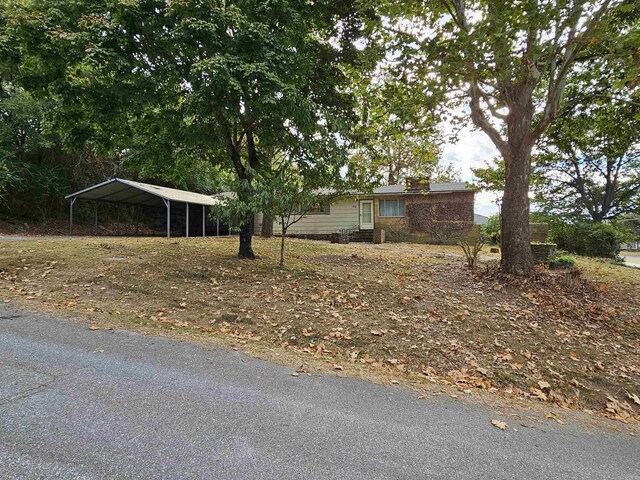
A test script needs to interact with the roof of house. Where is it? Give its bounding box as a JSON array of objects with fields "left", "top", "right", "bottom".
[
  {"left": 374, "top": 182, "right": 474, "bottom": 195},
  {"left": 65, "top": 178, "right": 222, "bottom": 207},
  {"left": 474, "top": 213, "right": 489, "bottom": 225},
  {"left": 66, "top": 178, "right": 475, "bottom": 208}
]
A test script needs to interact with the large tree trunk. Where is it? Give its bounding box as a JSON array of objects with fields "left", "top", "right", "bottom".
[
  {"left": 238, "top": 215, "right": 255, "bottom": 259},
  {"left": 235, "top": 130, "right": 258, "bottom": 259},
  {"left": 501, "top": 110, "right": 534, "bottom": 275},
  {"left": 501, "top": 156, "right": 534, "bottom": 274},
  {"left": 261, "top": 213, "right": 274, "bottom": 237}
]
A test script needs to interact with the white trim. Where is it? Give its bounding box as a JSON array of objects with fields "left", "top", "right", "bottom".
[
  {"left": 359, "top": 200, "right": 374, "bottom": 230},
  {"left": 65, "top": 178, "right": 119, "bottom": 199}
]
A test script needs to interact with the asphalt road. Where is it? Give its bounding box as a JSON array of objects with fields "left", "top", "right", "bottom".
[
  {"left": 623, "top": 253, "right": 640, "bottom": 268},
  {"left": 1, "top": 309, "right": 638, "bottom": 480}
]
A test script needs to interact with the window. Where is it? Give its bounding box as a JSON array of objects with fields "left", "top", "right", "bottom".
[
  {"left": 307, "top": 200, "right": 330, "bottom": 215},
  {"left": 379, "top": 199, "right": 405, "bottom": 217}
]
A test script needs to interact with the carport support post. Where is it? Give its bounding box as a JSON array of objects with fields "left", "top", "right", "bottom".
[
  {"left": 186, "top": 203, "right": 189, "bottom": 238},
  {"left": 163, "top": 199, "right": 171, "bottom": 239},
  {"left": 202, "top": 205, "right": 206, "bottom": 237},
  {"left": 68, "top": 197, "right": 76, "bottom": 236},
  {"left": 93, "top": 203, "right": 98, "bottom": 236}
]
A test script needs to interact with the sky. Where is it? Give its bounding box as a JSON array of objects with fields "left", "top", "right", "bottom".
[{"left": 440, "top": 125, "right": 502, "bottom": 217}]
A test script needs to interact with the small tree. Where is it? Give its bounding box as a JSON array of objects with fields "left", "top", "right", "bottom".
[
  {"left": 459, "top": 237, "right": 485, "bottom": 269},
  {"left": 260, "top": 162, "right": 341, "bottom": 267}
]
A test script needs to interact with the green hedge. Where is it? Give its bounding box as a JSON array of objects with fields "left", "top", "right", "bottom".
[{"left": 550, "top": 222, "right": 627, "bottom": 258}]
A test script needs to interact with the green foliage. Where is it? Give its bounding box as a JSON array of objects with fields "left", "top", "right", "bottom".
[
  {"left": 375, "top": 0, "right": 636, "bottom": 274},
  {"left": 7, "top": 0, "right": 373, "bottom": 256},
  {"left": 615, "top": 215, "right": 640, "bottom": 241},
  {"left": 480, "top": 214, "right": 501, "bottom": 244},
  {"left": 472, "top": 160, "right": 506, "bottom": 193},
  {"left": 550, "top": 222, "right": 629, "bottom": 258},
  {"left": 0, "top": 159, "right": 20, "bottom": 201},
  {"left": 534, "top": 41, "right": 640, "bottom": 222},
  {"left": 352, "top": 72, "right": 441, "bottom": 186},
  {"left": 548, "top": 254, "right": 576, "bottom": 270}
]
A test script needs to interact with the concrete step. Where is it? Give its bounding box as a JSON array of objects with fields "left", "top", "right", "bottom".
[{"left": 350, "top": 230, "right": 374, "bottom": 243}]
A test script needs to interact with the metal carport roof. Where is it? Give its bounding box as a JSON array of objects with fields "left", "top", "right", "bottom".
[
  {"left": 65, "top": 178, "right": 221, "bottom": 207},
  {"left": 65, "top": 178, "right": 227, "bottom": 238}
]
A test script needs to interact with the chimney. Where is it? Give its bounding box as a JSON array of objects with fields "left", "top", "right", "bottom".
[{"left": 406, "top": 177, "right": 430, "bottom": 191}]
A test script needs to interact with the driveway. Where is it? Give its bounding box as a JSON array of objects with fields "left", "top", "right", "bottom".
[
  {"left": 1, "top": 308, "right": 638, "bottom": 479},
  {"left": 623, "top": 252, "right": 640, "bottom": 268}
]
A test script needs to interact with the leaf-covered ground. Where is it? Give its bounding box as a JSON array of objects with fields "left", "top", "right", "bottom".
[{"left": 1, "top": 236, "right": 638, "bottom": 422}]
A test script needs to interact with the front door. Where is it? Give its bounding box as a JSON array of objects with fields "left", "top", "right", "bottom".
[{"left": 359, "top": 200, "right": 374, "bottom": 230}]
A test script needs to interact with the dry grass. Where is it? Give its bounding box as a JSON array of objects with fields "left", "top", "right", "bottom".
[{"left": 1, "top": 236, "right": 638, "bottom": 422}]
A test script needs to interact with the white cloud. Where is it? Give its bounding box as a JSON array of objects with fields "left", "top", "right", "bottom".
[
  {"left": 440, "top": 124, "right": 501, "bottom": 215},
  {"left": 441, "top": 125, "right": 498, "bottom": 181},
  {"left": 475, "top": 191, "right": 501, "bottom": 216}
]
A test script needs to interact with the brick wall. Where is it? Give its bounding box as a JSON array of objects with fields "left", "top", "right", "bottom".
[
  {"left": 530, "top": 223, "right": 549, "bottom": 243},
  {"left": 375, "top": 191, "right": 475, "bottom": 244}
]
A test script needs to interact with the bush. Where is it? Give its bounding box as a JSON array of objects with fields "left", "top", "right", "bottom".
[
  {"left": 548, "top": 254, "right": 576, "bottom": 270},
  {"left": 458, "top": 238, "right": 485, "bottom": 269},
  {"left": 481, "top": 214, "right": 501, "bottom": 244},
  {"left": 550, "top": 222, "right": 627, "bottom": 258}
]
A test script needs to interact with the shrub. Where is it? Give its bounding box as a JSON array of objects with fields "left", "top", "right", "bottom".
[
  {"left": 459, "top": 238, "right": 485, "bottom": 269},
  {"left": 548, "top": 254, "right": 576, "bottom": 270},
  {"left": 481, "top": 214, "right": 501, "bottom": 244},
  {"left": 550, "top": 222, "right": 626, "bottom": 258}
]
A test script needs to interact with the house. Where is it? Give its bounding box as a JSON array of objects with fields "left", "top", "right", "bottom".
[
  {"left": 66, "top": 177, "right": 477, "bottom": 244},
  {"left": 474, "top": 213, "right": 489, "bottom": 225},
  {"left": 254, "top": 178, "right": 478, "bottom": 244}
]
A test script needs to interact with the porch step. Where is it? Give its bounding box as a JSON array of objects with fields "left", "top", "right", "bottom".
[{"left": 350, "top": 230, "right": 374, "bottom": 243}]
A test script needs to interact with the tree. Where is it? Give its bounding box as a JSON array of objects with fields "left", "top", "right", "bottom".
[
  {"left": 7, "top": 0, "right": 371, "bottom": 258},
  {"left": 214, "top": 139, "right": 354, "bottom": 266},
  {"left": 379, "top": 0, "right": 635, "bottom": 274},
  {"left": 472, "top": 159, "right": 506, "bottom": 194},
  {"left": 430, "top": 164, "right": 463, "bottom": 184},
  {"left": 473, "top": 61, "right": 640, "bottom": 223},
  {"left": 535, "top": 99, "right": 640, "bottom": 222},
  {"left": 353, "top": 68, "right": 441, "bottom": 186},
  {"left": 260, "top": 163, "right": 337, "bottom": 267}
]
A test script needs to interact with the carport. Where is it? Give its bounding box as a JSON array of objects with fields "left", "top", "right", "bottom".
[{"left": 65, "top": 178, "right": 231, "bottom": 238}]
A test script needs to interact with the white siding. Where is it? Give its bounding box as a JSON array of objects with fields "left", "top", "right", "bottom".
[
  {"left": 254, "top": 212, "right": 263, "bottom": 232},
  {"left": 269, "top": 199, "right": 360, "bottom": 235}
]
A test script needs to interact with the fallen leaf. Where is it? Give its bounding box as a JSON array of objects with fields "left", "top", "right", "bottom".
[
  {"left": 538, "top": 381, "right": 551, "bottom": 390},
  {"left": 627, "top": 393, "right": 640, "bottom": 406},
  {"left": 545, "top": 412, "right": 566, "bottom": 425},
  {"left": 89, "top": 325, "right": 100, "bottom": 331},
  {"left": 333, "top": 364, "right": 344, "bottom": 371},
  {"left": 491, "top": 419, "right": 508, "bottom": 430},
  {"left": 529, "top": 387, "right": 548, "bottom": 401}
]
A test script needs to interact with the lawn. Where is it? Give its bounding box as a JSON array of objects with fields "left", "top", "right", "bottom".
[{"left": 1, "top": 236, "right": 639, "bottom": 422}]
